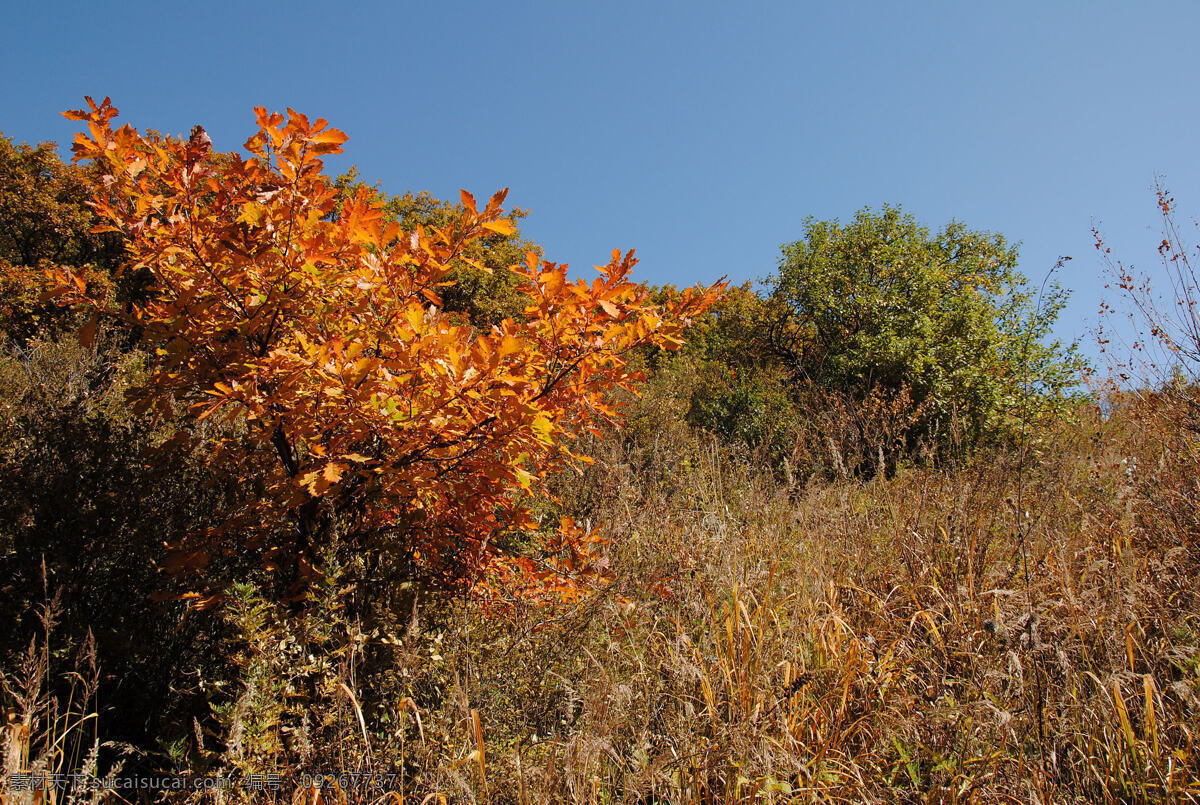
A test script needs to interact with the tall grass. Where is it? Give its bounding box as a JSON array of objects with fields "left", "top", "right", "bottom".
[
  {"left": 141, "top": 385, "right": 1189, "bottom": 803},
  {"left": 3, "top": 366, "right": 1200, "bottom": 803}
]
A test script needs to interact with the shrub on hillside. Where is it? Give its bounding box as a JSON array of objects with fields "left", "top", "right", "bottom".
[{"left": 667, "top": 207, "right": 1083, "bottom": 475}]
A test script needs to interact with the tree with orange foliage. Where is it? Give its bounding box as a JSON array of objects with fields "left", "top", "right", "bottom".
[{"left": 49, "top": 98, "right": 720, "bottom": 604}]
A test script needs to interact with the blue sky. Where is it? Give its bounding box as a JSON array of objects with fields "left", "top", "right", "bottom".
[{"left": 3, "top": 1, "right": 1197, "bottom": 362}]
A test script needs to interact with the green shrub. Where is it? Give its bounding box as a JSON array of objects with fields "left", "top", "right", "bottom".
[{"left": 765, "top": 205, "right": 1082, "bottom": 452}]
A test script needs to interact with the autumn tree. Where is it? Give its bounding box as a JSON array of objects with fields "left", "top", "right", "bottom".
[
  {"left": 51, "top": 98, "right": 720, "bottom": 602},
  {"left": 0, "top": 132, "right": 124, "bottom": 342},
  {"left": 331, "top": 171, "right": 539, "bottom": 329}
]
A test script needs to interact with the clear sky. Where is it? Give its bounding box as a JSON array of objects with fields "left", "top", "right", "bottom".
[{"left": 3, "top": 1, "right": 1197, "bottom": 362}]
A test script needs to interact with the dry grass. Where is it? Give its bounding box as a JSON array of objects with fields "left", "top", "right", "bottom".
[
  {"left": 4, "top": 388, "right": 1200, "bottom": 803},
  {"left": 272, "top": 387, "right": 1196, "bottom": 803}
]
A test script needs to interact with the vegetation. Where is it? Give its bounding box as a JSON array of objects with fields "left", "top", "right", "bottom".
[
  {"left": 47, "top": 97, "right": 720, "bottom": 606},
  {"left": 0, "top": 103, "right": 1198, "bottom": 803},
  {"left": 679, "top": 207, "right": 1082, "bottom": 478},
  {"left": 768, "top": 207, "right": 1079, "bottom": 445}
]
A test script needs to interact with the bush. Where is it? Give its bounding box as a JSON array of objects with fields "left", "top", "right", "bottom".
[
  {"left": 765, "top": 205, "right": 1082, "bottom": 453},
  {"left": 51, "top": 98, "right": 719, "bottom": 604}
]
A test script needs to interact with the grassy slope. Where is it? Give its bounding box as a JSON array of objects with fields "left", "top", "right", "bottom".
[
  {"left": 298, "top": 386, "right": 1199, "bottom": 803},
  {"left": 3, "top": 346, "right": 1199, "bottom": 803}
]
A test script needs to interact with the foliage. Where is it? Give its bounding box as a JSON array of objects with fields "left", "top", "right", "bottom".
[
  {"left": 49, "top": 97, "right": 721, "bottom": 601},
  {"left": 631, "top": 284, "right": 802, "bottom": 467},
  {"left": 684, "top": 362, "right": 793, "bottom": 453},
  {"left": 0, "top": 334, "right": 234, "bottom": 742},
  {"left": 0, "top": 132, "right": 123, "bottom": 343},
  {"left": 333, "top": 170, "right": 539, "bottom": 329},
  {"left": 67, "top": 388, "right": 1194, "bottom": 803},
  {"left": 650, "top": 212, "right": 1082, "bottom": 477},
  {"left": 669, "top": 282, "right": 774, "bottom": 371},
  {"left": 765, "top": 205, "right": 1081, "bottom": 452}
]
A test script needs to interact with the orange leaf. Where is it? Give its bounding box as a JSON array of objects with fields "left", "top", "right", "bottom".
[
  {"left": 311, "top": 128, "right": 349, "bottom": 146},
  {"left": 482, "top": 219, "right": 514, "bottom": 237},
  {"left": 498, "top": 334, "right": 523, "bottom": 358},
  {"left": 77, "top": 313, "right": 99, "bottom": 347}
]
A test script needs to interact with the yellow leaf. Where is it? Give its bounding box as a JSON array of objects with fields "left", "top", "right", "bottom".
[
  {"left": 238, "top": 202, "right": 265, "bottom": 226},
  {"left": 531, "top": 414, "right": 553, "bottom": 444},
  {"left": 514, "top": 467, "right": 535, "bottom": 491},
  {"left": 498, "top": 334, "right": 522, "bottom": 358},
  {"left": 481, "top": 219, "right": 514, "bottom": 237},
  {"left": 405, "top": 304, "right": 425, "bottom": 331}
]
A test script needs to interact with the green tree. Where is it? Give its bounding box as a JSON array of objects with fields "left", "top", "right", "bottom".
[
  {"left": 672, "top": 284, "right": 796, "bottom": 457},
  {"left": 0, "top": 133, "right": 125, "bottom": 343},
  {"left": 765, "top": 204, "right": 1080, "bottom": 455}
]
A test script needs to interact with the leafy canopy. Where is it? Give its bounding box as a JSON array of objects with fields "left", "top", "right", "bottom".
[
  {"left": 331, "top": 171, "right": 540, "bottom": 329},
  {"left": 765, "top": 205, "right": 1079, "bottom": 449},
  {"left": 51, "top": 97, "right": 720, "bottom": 598},
  {"left": 0, "top": 132, "right": 124, "bottom": 342}
]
